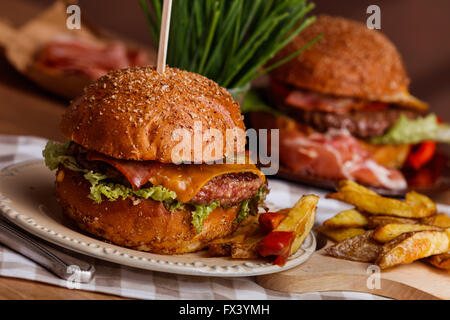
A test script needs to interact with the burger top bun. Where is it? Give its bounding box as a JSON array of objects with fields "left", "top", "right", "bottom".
[
  {"left": 61, "top": 66, "right": 245, "bottom": 163},
  {"left": 270, "top": 15, "right": 422, "bottom": 107}
]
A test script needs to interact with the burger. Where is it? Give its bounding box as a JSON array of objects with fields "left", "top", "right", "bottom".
[
  {"left": 43, "top": 66, "right": 267, "bottom": 254},
  {"left": 249, "top": 15, "right": 449, "bottom": 192}
]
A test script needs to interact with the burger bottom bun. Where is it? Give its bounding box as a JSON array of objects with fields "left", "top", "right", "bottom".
[{"left": 55, "top": 167, "right": 240, "bottom": 254}]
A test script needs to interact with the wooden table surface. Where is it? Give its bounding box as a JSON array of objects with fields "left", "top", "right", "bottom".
[{"left": 0, "top": 0, "right": 448, "bottom": 300}]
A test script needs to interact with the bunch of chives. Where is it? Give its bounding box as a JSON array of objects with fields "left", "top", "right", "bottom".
[{"left": 139, "top": 0, "right": 317, "bottom": 89}]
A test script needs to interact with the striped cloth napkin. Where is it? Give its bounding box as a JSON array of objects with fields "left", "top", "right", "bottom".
[{"left": 0, "top": 134, "right": 389, "bottom": 300}]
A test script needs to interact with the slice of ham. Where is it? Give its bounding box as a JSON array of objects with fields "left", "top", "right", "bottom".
[
  {"left": 284, "top": 90, "right": 361, "bottom": 114},
  {"left": 37, "top": 35, "right": 149, "bottom": 80},
  {"left": 279, "top": 129, "right": 407, "bottom": 190},
  {"left": 86, "top": 151, "right": 161, "bottom": 189}
]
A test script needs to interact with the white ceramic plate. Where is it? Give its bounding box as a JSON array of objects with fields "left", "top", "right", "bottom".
[{"left": 0, "top": 160, "right": 316, "bottom": 277}]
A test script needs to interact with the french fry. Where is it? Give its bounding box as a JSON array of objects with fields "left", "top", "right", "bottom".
[
  {"left": 316, "top": 226, "right": 366, "bottom": 243},
  {"left": 326, "top": 180, "right": 436, "bottom": 218},
  {"left": 259, "top": 195, "right": 319, "bottom": 266},
  {"left": 325, "top": 231, "right": 382, "bottom": 263},
  {"left": 376, "top": 229, "right": 450, "bottom": 269},
  {"left": 372, "top": 223, "right": 442, "bottom": 243},
  {"left": 425, "top": 252, "right": 450, "bottom": 270},
  {"left": 367, "top": 215, "right": 419, "bottom": 228},
  {"left": 421, "top": 213, "right": 450, "bottom": 228},
  {"left": 323, "top": 209, "right": 368, "bottom": 228}
]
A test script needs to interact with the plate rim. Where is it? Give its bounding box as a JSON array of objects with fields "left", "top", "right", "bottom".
[{"left": 0, "top": 160, "right": 316, "bottom": 277}]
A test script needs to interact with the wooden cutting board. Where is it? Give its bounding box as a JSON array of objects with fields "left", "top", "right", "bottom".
[{"left": 256, "top": 242, "right": 450, "bottom": 300}]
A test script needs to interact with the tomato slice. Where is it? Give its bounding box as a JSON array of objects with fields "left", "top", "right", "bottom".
[{"left": 407, "top": 141, "right": 437, "bottom": 170}]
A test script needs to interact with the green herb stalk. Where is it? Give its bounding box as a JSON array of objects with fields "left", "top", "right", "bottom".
[{"left": 139, "top": 0, "right": 316, "bottom": 88}]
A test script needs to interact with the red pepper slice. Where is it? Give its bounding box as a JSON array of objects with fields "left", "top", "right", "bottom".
[
  {"left": 258, "top": 212, "right": 287, "bottom": 233},
  {"left": 258, "top": 231, "right": 296, "bottom": 267},
  {"left": 407, "top": 141, "right": 437, "bottom": 170}
]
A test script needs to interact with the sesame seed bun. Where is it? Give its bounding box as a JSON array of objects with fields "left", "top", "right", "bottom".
[
  {"left": 270, "top": 15, "right": 427, "bottom": 111},
  {"left": 56, "top": 167, "right": 240, "bottom": 254},
  {"left": 60, "top": 66, "right": 245, "bottom": 163}
]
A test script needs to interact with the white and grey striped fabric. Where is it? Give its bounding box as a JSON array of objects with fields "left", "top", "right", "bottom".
[{"left": 0, "top": 134, "right": 392, "bottom": 300}]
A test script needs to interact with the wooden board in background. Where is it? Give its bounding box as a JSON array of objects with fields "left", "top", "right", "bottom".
[{"left": 256, "top": 243, "right": 450, "bottom": 300}]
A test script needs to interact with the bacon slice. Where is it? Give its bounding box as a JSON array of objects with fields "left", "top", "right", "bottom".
[
  {"left": 37, "top": 36, "right": 149, "bottom": 80},
  {"left": 279, "top": 129, "right": 407, "bottom": 190},
  {"left": 86, "top": 151, "right": 161, "bottom": 189},
  {"left": 284, "top": 90, "right": 362, "bottom": 114}
]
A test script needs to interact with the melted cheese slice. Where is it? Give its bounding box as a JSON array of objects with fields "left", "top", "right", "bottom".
[
  {"left": 149, "top": 159, "right": 265, "bottom": 203},
  {"left": 87, "top": 151, "right": 265, "bottom": 203}
]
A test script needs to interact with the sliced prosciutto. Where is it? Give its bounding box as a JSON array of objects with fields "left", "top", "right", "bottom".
[
  {"left": 37, "top": 35, "right": 149, "bottom": 80},
  {"left": 279, "top": 128, "right": 407, "bottom": 190}
]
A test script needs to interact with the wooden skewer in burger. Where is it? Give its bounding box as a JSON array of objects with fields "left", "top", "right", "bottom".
[{"left": 43, "top": 1, "right": 267, "bottom": 254}]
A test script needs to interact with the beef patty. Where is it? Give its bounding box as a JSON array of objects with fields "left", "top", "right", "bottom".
[
  {"left": 190, "top": 173, "right": 263, "bottom": 206},
  {"left": 68, "top": 143, "right": 264, "bottom": 206},
  {"left": 281, "top": 105, "right": 417, "bottom": 139}
]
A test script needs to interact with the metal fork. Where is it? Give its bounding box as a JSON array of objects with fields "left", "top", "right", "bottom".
[{"left": 0, "top": 215, "right": 95, "bottom": 283}]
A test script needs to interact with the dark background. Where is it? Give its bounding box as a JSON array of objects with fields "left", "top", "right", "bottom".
[{"left": 2, "top": 0, "right": 449, "bottom": 120}]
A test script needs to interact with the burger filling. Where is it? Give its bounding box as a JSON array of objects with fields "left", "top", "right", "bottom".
[
  {"left": 43, "top": 141, "right": 268, "bottom": 232},
  {"left": 245, "top": 82, "right": 450, "bottom": 190}
]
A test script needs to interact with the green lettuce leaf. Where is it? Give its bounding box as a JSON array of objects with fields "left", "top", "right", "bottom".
[
  {"left": 235, "top": 199, "right": 251, "bottom": 224},
  {"left": 241, "top": 89, "right": 282, "bottom": 115},
  {"left": 42, "top": 141, "right": 83, "bottom": 172},
  {"left": 43, "top": 141, "right": 178, "bottom": 205},
  {"left": 235, "top": 185, "right": 269, "bottom": 224},
  {"left": 191, "top": 202, "right": 220, "bottom": 233},
  {"left": 166, "top": 201, "right": 185, "bottom": 213},
  {"left": 85, "top": 171, "right": 177, "bottom": 204},
  {"left": 371, "top": 114, "right": 450, "bottom": 145}
]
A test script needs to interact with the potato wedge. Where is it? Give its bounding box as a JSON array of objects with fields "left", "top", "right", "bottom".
[
  {"left": 376, "top": 229, "right": 450, "bottom": 269},
  {"left": 207, "top": 242, "right": 234, "bottom": 257},
  {"left": 425, "top": 252, "right": 450, "bottom": 270},
  {"left": 373, "top": 223, "right": 442, "bottom": 243},
  {"left": 367, "top": 215, "right": 419, "bottom": 228},
  {"left": 231, "top": 235, "right": 264, "bottom": 259},
  {"left": 290, "top": 203, "right": 316, "bottom": 255},
  {"left": 323, "top": 209, "right": 368, "bottom": 228},
  {"left": 405, "top": 191, "right": 436, "bottom": 211},
  {"left": 316, "top": 226, "right": 366, "bottom": 243},
  {"left": 336, "top": 180, "right": 378, "bottom": 196},
  {"left": 421, "top": 213, "right": 450, "bottom": 228},
  {"left": 207, "top": 215, "right": 259, "bottom": 257},
  {"left": 275, "top": 195, "right": 319, "bottom": 234},
  {"left": 325, "top": 231, "right": 382, "bottom": 263},
  {"left": 326, "top": 180, "right": 436, "bottom": 218}
]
